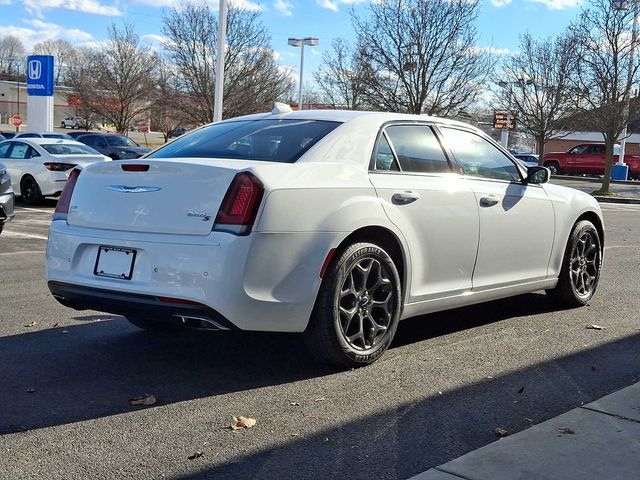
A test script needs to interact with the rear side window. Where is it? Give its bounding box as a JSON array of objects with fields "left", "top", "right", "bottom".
[
  {"left": 384, "top": 125, "right": 450, "bottom": 174},
  {"left": 147, "top": 119, "right": 340, "bottom": 163}
]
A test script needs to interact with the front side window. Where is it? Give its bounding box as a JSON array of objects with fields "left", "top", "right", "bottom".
[
  {"left": 384, "top": 125, "right": 450, "bottom": 174},
  {"left": 148, "top": 119, "right": 340, "bottom": 163},
  {"left": 440, "top": 128, "right": 521, "bottom": 182},
  {"left": 8, "top": 143, "right": 29, "bottom": 159}
]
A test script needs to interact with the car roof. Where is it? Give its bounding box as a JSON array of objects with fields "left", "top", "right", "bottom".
[
  {"left": 5, "top": 138, "right": 87, "bottom": 147},
  {"left": 222, "top": 109, "right": 486, "bottom": 135}
]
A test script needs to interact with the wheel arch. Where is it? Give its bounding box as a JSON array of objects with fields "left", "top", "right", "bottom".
[
  {"left": 575, "top": 210, "right": 605, "bottom": 249},
  {"left": 332, "top": 225, "right": 409, "bottom": 304}
]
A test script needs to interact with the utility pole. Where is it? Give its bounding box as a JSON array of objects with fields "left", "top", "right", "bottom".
[{"left": 213, "top": 0, "right": 227, "bottom": 123}]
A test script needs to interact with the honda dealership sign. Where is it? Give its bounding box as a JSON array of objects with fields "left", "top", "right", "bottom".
[{"left": 26, "top": 55, "right": 54, "bottom": 96}]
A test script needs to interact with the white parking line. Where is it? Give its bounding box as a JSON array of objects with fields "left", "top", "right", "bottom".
[
  {"left": 2, "top": 231, "right": 48, "bottom": 240},
  {"left": 0, "top": 250, "right": 45, "bottom": 256},
  {"left": 14, "top": 207, "right": 55, "bottom": 213}
]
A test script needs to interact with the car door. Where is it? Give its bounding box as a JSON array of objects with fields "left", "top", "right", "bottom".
[
  {"left": 2, "top": 142, "right": 30, "bottom": 191},
  {"left": 368, "top": 123, "right": 480, "bottom": 303},
  {"left": 438, "top": 126, "right": 555, "bottom": 290}
]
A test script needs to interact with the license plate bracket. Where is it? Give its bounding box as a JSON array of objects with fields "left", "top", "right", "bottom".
[{"left": 94, "top": 246, "right": 137, "bottom": 280}]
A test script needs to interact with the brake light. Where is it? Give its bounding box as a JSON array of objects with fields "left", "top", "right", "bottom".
[
  {"left": 53, "top": 169, "right": 80, "bottom": 221},
  {"left": 214, "top": 172, "right": 264, "bottom": 235},
  {"left": 45, "top": 162, "right": 76, "bottom": 171},
  {"left": 122, "top": 164, "right": 149, "bottom": 172}
]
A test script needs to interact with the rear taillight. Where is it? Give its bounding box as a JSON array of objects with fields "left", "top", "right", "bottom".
[
  {"left": 45, "top": 162, "right": 76, "bottom": 171},
  {"left": 53, "top": 169, "right": 80, "bottom": 221},
  {"left": 214, "top": 172, "right": 264, "bottom": 235}
]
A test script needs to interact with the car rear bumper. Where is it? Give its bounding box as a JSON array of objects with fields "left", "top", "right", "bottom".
[
  {"left": 48, "top": 281, "right": 237, "bottom": 330},
  {"left": 45, "top": 221, "right": 336, "bottom": 332}
]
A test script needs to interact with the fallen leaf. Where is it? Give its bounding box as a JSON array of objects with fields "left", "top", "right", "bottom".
[
  {"left": 188, "top": 451, "right": 203, "bottom": 460},
  {"left": 290, "top": 402, "right": 300, "bottom": 406},
  {"left": 230, "top": 416, "right": 256, "bottom": 430},
  {"left": 314, "top": 397, "right": 325, "bottom": 402},
  {"left": 586, "top": 324, "right": 606, "bottom": 330},
  {"left": 51, "top": 322, "right": 59, "bottom": 328},
  {"left": 557, "top": 427, "right": 575, "bottom": 435},
  {"left": 26, "top": 388, "right": 35, "bottom": 394},
  {"left": 128, "top": 394, "right": 157, "bottom": 406},
  {"left": 23, "top": 321, "right": 36, "bottom": 328},
  {"left": 290, "top": 433, "right": 300, "bottom": 437},
  {"left": 495, "top": 428, "right": 510, "bottom": 438},
  {"left": 517, "top": 386, "right": 524, "bottom": 394}
]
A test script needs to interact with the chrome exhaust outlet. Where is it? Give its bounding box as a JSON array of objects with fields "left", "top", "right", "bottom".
[{"left": 174, "top": 314, "right": 230, "bottom": 331}]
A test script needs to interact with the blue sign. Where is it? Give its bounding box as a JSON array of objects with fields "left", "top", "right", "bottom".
[{"left": 26, "top": 55, "right": 54, "bottom": 97}]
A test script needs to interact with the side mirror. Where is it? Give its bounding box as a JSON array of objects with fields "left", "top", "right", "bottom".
[{"left": 526, "top": 166, "right": 550, "bottom": 184}]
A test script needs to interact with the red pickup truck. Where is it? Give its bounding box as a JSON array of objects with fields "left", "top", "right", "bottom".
[{"left": 543, "top": 143, "right": 640, "bottom": 179}]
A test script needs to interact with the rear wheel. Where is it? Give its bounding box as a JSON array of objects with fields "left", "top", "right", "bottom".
[
  {"left": 546, "top": 220, "right": 602, "bottom": 307},
  {"left": 20, "top": 176, "right": 44, "bottom": 206},
  {"left": 544, "top": 161, "right": 561, "bottom": 175},
  {"left": 304, "top": 242, "right": 402, "bottom": 368}
]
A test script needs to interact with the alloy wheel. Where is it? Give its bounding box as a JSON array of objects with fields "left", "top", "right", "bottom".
[
  {"left": 569, "top": 231, "right": 600, "bottom": 298},
  {"left": 338, "top": 257, "right": 396, "bottom": 350}
]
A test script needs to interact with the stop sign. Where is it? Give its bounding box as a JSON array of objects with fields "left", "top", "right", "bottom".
[
  {"left": 138, "top": 123, "right": 149, "bottom": 133},
  {"left": 11, "top": 115, "right": 22, "bottom": 127}
]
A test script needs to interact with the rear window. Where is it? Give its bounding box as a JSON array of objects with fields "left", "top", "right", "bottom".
[
  {"left": 41, "top": 144, "right": 100, "bottom": 155},
  {"left": 147, "top": 119, "right": 341, "bottom": 163}
]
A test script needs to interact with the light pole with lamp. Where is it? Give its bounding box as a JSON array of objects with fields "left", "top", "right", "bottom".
[
  {"left": 213, "top": 0, "right": 228, "bottom": 123},
  {"left": 614, "top": 0, "right": 639, "bottom": 180},
  {"left": 288, "top": 37, "right": 319, "bottom": 110}
]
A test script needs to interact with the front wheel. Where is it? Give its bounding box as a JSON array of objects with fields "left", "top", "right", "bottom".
[
  {"left": 544, "top": 161, "right": 561, "bottom": 176},
  {"left": 546, "top": 220, "right": 602, "bottom": 307},
  {"left": 304, "top": 242, "right": 402, "bottom": 368}
]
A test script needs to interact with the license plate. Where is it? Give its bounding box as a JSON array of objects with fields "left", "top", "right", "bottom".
[{"left": 94, "top": 246, "right": 137, "bottom": 280}]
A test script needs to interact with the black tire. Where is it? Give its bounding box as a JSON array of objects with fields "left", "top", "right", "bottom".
[
  {"left": 125, "top": 316, "right": 184, "bottom": 333},
  {"left": 20, "top": 176, "right": 44, "bottom": 206},
  {"left": 303, "top": 242, "right": 402, "bottom": 368},
  {"left": 546, "top": 220, "right": 602, "bottom": 307},
  {"left": 544, "top": 161, "right": 561, "bottom": 176}
]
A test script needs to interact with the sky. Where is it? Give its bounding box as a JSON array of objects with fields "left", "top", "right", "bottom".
[{"left": 1, "top": 0, "right": 582, "bottom": 79}]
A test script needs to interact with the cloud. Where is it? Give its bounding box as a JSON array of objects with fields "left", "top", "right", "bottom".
[
  {"left": 316, "top": 0, "right": 338, "bottom": 12},
  {"left": 316, "top": 0, "right": 368, "bottom": 11},
  {"left": 23, "top": 0, "right": 122, "bottom": 17},
  {"left": 490, "top": 0, "right": 512, "bottom": 6},
  {"left": 469, "top": 45, "right": 513, "bottom": 56},
  {"left": 273, "top": 0, "right": 293, "bottom": 15},
  {"left": 0, "top": 20, "right": 93, "bottom": 50},
  {"left": 229, "top": 0, "right": 263, "bottom": 10},
  {"left": 526, "top": 0, "right": 581, "bottom": 9}
]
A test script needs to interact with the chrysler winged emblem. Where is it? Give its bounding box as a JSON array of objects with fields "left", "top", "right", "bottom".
[{"left": 107, "top": 185, "right": 162, "bottom": 193}]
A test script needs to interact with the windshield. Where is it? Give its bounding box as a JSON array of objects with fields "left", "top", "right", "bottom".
[
  {"left": 106, "top": 136, "right": 139, "bottom": 147},
  {"left": 147, "top": 119, "right": 341, "bottom": 163},
  {"left": 41, "top": 144, "right": 101, "bottom": 155}
]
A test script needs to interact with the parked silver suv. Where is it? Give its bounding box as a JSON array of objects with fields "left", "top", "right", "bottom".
[{"left": 0, "top": 162, "right": 14, "bottom": 235}]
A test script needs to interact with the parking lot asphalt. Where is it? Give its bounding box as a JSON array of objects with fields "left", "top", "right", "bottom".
[{"left": 0, "top": 200, "right": 639, "bottom": 480}]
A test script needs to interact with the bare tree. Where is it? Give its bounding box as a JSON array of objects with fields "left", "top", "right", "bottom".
[
  {"left": 571, "top": 0, "right": 640, "bottom": 194},
  {"left": 66, "top": 24, "right": 157, "bottom": 133},
  {"left": 0, "top": 35, "right": 25, "bottom": 78},
  {"left": 150, "top": 60, "right": 190, "bottom": 142},
  {"left": 496, "top": 33, "right": 578, "bottom": 163},
  {"left": 161, "top": 2, "right": 292, "bottom": 124},
  {"left": 64, "top": 47, "right": 101, "bottom": 129},
  {"left": 351, "top": 0, "right": 493, "bottom": 116},
  {"left": 33, "top": 39, "right": 74, "bottom": 85},
  {"left": 313, "top": 38, "right": 368, "bottom": 110}
]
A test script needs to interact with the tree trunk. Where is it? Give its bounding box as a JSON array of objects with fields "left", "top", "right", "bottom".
[
  {"left": 598, "top": 135, "right": 615, "bottom": 195},
  {"left": 536, "top": 135, "right": 545, "bottom": 165}
]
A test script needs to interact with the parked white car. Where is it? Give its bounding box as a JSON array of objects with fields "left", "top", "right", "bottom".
[
  {"left": 0, "top": 162, "right": 14, "bottom": 235},
  {"left": 61, "top": 117, "right": 91, "bottom": 129},
  {"left": 0, "top": 138, "right": 110, "bottom": 205},
  {"left": 45, "top": 109, "right": 604, "bottom": 367}
]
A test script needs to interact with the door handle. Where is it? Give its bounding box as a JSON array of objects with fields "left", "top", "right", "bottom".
[
  {"left": 479, "top": 195, "right": 499, "bottom": 207},
  {"left": 392, "top": 191, "right": 421, "bottom": 204}
]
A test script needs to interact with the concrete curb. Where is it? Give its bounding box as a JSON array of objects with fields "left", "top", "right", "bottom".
[
  {"left": 593, "top": 195, "right": 640, "bottom": 205},
  {"left": 554, "top": 175, "right": 639, "bottom": 186},
  {"left": 409, "top": 382, "right": 640, "bottom": 480}
]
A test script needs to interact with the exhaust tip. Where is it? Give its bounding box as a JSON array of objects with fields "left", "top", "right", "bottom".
[{"left": 174, "top": 315, "right": 230, "bottom": 331}]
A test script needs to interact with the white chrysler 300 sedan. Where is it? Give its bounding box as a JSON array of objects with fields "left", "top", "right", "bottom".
[{"left": 46, "top": 109, "right": 604, "bottom": 367}]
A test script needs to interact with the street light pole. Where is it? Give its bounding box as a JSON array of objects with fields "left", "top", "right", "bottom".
[
  {"left": 288, "top": 37, "right": 319, "bottom": 110},
  {"left": 617, "top": 0, "right": 639, "bottom": 166},
  {"left": 213, "top": 0, "right": 227, "bottom": 123}
]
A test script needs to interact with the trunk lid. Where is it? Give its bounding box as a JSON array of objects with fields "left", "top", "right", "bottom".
[
  {"left": 67, "top": 159, "right": 247, "bottom": 235},
  {"left": 52, "top": 154, "right": 110, "bottom": 168}
]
